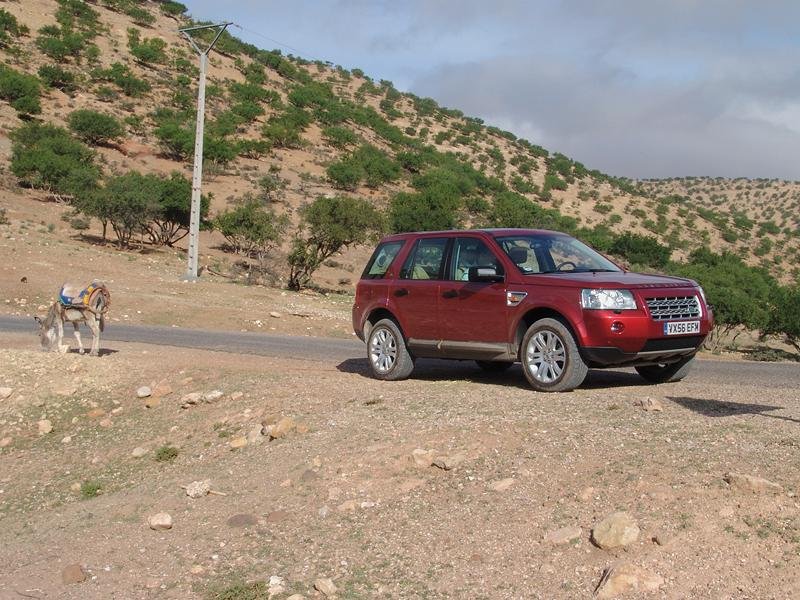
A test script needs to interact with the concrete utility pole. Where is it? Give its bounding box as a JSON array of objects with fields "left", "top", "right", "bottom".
[{"left": 179, "top": 22, "right": 232, "bottom": 281}]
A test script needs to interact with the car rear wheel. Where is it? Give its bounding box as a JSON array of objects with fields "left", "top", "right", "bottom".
[
  {"left": 475, "top": 360, "right": 513, "bottom": 373},
  {"left": 635, "top": 355, "right": 694, "bottom": 383},
  {"left": 367, "top": 318, "right": 415, "bottom": 381},
  {"left": 521, "top": 318, "right": 588, "bottom": 392}
]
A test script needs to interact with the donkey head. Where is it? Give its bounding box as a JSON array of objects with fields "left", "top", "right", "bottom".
[{"left": 34, "top": 314, "right": 56, "bottom": 350}]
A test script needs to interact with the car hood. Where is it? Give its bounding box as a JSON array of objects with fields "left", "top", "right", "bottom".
[{"left": 522, "top": 271, "right": 696, "bottom": 289}]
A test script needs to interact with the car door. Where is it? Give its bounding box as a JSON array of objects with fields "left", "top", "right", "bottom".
[
  {"left": 439, "top": 236, "right": 508, "bottom": 344},
  {"left": 389, "top": 236, "right": 449, "bottom": 344}
]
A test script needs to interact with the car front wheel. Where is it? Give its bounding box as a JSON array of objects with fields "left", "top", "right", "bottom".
[
  {"left": 367, "top": 318, "right": 415, "bottom": 381},
  {"left": 635, "top": 356, "right": 694, "bottom": 383},
  {"left": 521, "top": 318, "right": 588, "bottom": 392}
]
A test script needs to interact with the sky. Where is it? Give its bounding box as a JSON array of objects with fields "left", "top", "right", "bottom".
[{"left": 181, "top": 1, "right": 800, "bottom": 180}]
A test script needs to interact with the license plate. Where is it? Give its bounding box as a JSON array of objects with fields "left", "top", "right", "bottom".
[{"left": 663, "top": 320, "right": 700, "bottom": 336}]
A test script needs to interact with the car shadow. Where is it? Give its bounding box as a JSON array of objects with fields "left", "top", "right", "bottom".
[
  {"left": 336, "top": 358, "right": 650, "bottom": 391},
  {"left": 667, "top": 396, "right": 800, "bottom": 423},
  {"left": 66, "top": 348, "right": 118, "bottom": 357}
]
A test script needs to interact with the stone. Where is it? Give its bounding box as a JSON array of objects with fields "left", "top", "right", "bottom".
[
  {"left": 266, "top": 510, "right": 288, "bottom": 522},
  {"left": 132, "top": 447, "right": 148, "bottom": 458},
  {"left": 0, "top": 387, "right": 13, "bottom": 399},
  {"left": 144, "top": 397, "right": 160, "bottom": 409},
  {"left": 70, "top": 482, "right": 81, "bottom": 492},
  {"left": 268, "top": 575, "right": 286, "bottom": 597},
  {"left": 180, "top": 392, "right": 202, "bottom": 407},
  {"left": 591, "top": 512, "right": 640, "bottom": 549},
  {"left": 432, "top": 453, "right": 466, "bottom": 471},
  {"left": 204, "top": 390, "right": 224, "bottom": 402},
  {"left": 230, "top": 436, "right": 248, "bottom": 450},
  {"left": 300, "top": 469, "right": 318, "bottom": 482},
  {"left": 295, "top": 422, "right": 310, "bottom": 434},
  {"left": 489, "top": 477, "right": 515, "bottom": 492},
  {"left": 136, "top": 386, "right": 152, "bottom": 398},
  {"left": 38, "top": 419, "right": 53, "bottom": 434},
  {"left": 61, "top": 436, "right": 72, "bottom": 444},
  {"left": 269, "top": 416, "right": 296, "bottom": 440},
  {"left": 411, "top": 448, "right": 437, "bottom": 467},
  {"left": 152, "top": 382, "right": 173, "bottom": 398},
  {"left": 99, "top": 418, "right": 113, "bottom": 428},
  {"left": 595, "top": 562, "right": 664, "bottom": 598},
  {"left": 723, "top": 472, "right": 783, "bottom": 494},
  {"left": 318, "top": 505, "right": 330, "bottom": 518},
  {"left": 86, "top": 408, "right": 106, "bottom": 419},
  {"left": 190, "top": 565, "right": 204, "bottom": 575},
  {"left": 185, "top": 480, "right": 212, "bottom": 498},
  {"left": 54, "top": 386, "right": 77, "bottom": 397},
  {"left": 61, "top": 563, "right": 87, "bottom": 584},
  {"left": 337, "top": 499, "right": 359, "bottom": 512},
  {"left": 545, "top": 526, "right": 583, "bottom": 545},
  {"left": 635, "top": 397, "right": 663, "bottom": 412},
  {"left": 230, "top": 391, "right": 244, "bottom": 401},
  {"left": 0, "top": 437, "right": 12, "bottom": 448},
  {"left": 286, "top": 595, "right": 305, "bottom": 600},
  {"left": 227, "top": 513, "right": 257, "bottom": 528},
  {"left": 578, "top": 486, "right": 595, "bottom": 502},
  {"left": 651, "top": 532, "right": 670, "bottom": 546},
  {"left": 148, "top": 513, "right": 173, "bottom": 530},
  {"left": 246, "top": 424, "right": 264, "bottom": 445},
  {"left": 269, "top": 311, "right": 281, "bottom": 318},
  {"left": 314, "top": 578, "right": 337, "bottom": 597}
]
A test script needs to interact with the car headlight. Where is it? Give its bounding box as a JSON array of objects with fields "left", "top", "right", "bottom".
[{"left": 581, "top": 289, "right": 637, "bottom": 310}]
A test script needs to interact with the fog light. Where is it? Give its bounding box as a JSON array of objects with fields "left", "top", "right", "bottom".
[{"left": 610, "top": 321, "right": 624, "bottom": 334}]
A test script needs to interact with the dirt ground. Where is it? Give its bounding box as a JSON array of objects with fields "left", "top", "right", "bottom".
[{"left": 1, "top": 332, "right": 799, "bottom": 599}]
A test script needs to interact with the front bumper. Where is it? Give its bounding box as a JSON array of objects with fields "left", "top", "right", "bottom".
[{"left": 581, "top": 335, "right": 703, "bottom": 367}]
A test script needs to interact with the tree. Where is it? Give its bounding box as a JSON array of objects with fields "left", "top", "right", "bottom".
[
  {"left": 37, "top": 64, "right": 77, "bottom": 93},
  {"left": 288, "top": 196, "right": 384, "bottom": 290},
  {"left": 147, "top": 172, "right": 210, "bottom": 246},
  {"left": 68, "top": 109, "right": 124, "bottom": 145},
  {"left": 0, "top": 64, "right": 41, "bottom": 116},
  {"left": 764, "top": 285, "right": 800, "bottom": 354},
  {"left": 609, "top": 232, "right": 671, "bottom": 269},
  {"left": 93, "top": 172, "right": 162, "bottom": 248}
]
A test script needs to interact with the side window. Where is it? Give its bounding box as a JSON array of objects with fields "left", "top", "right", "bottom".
[
  {"left": 400, "top": 238, "right": 448, "bottom": 280},
  {"left": 362, "top": 241, "right": 404, "bottom": 279},
  {"left": 505, "top": 240, "right": 541, "bottom": 273},
  {"left": 450, "top": 238, "right": 503, "bottom": 281}
]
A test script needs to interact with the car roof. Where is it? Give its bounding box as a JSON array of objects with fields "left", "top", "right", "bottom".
[{"left": 377, "top": 228, "right": 568, "bottom": 243}]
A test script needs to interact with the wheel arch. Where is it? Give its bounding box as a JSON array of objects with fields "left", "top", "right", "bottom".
[
  {"left": 513, "top": 307, "right": 581, "bottom": 358},
  {"left": 364, "top": 308, "right": 403, "bottom": 341}
]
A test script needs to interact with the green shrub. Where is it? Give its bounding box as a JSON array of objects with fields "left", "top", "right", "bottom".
[
  {"left": 213, "top": 198, "right": 288, "bottom": 261},
  {"left": 68, "top": 109, "right": 124, "bottom": 145},
  {"left": 127, "top": 28, "right": 167, "bottom": 64},
  {"left": 92, "top": 171, "right": 162, "bottom": 247},
  {"left": 36, "top": 26, "right": 85, "bottom": 61},
  {"left": 0, "top": 64, "right": 41, "bottom": 116},
  {"left": 159, "top": 1, "right": 188, "bottom": 16},
  {"left": 322, "top": 125, "right": 357, "bottom": 149},
  {"left": 10, "top": 122, "right": 99, "bottom": 199},
  {"left": 37, "top": 64, "right": 78, "bottom": 93},
  {"left": 543, "top": 172, "right": 567, "bottom": 191},
  {"left": 94, "top": 62, "right": 150, "bottom": 96},
  {"left": 327, "top": 144, "right": 400, "bottom": 189},
  {"left": 0, "top": 9, "right": 29, "bottom": 46},
  {"left": 261, "top": 107, "right": 311, "bottom": 148},
  {"left": 80, "top": 480, "right": 102, "bottom": 498},
  {"left": 326, "top": 160, "right": 362, "bottom": 191},
  {"left": 154, "top": 445, "right": 179, "bottom": 462},
  {"left": 609, "top": 232, "right": 670, "bottom": 268}
]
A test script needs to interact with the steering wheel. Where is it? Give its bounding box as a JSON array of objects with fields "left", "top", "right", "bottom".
[{"left": 555, "top": 261, "right": 577, "bottom": 271}]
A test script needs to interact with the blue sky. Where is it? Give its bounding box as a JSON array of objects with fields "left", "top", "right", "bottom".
[{"left": 181, "top": 1, "right": 800, "bottom": 180}]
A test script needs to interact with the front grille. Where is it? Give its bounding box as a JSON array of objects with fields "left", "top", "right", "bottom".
[{"left": 645, "top": 296, "right": 701, "bottom": 321}]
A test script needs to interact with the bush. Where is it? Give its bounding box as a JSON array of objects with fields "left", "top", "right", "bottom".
[
  {"left": 288, "top": 196, "right": 384, "bottom": 290},
  {"left": 159, "top": 1, "right": 188, "bottom": 16},
  {"left": 147, "top": 172, "right": 210, "bottom": 246},
  {"left": 35, "top": 26, "right": 85, "bottom": 61},
  {"left": 322, "top": 126, "right": 357, "bottom": 149},
  {"left": 154, "top": 445, "right": 179, "bottom": 462},
  {"left": 92, "top": 171, "right": 162, "bottom": 247},
  {"left": 0, "top": 64, "right": 41, "bottom": 116},
  {"left": 765, "top": 285, "right": 800, "bottom": 353},
  {"left": 80, "top": 480, "right": 102, "bottom": 499},
  {"left": 68, "top": 109, "right": 124, "bottom": 145},
  {"left": 326, "top": 160, "right": 362, "bottom": 191},
  {"left": 326, "top": 144, "right": 401, "bottom": 190},
  {"left": 0, "top": 9, "right": 29, "bottom": 46},
  {"left": 37, "top": 64, "right": 77, "bottom": 93},
  {"left": 10, "top": 122, "right": 99, "bottom": 199},
  {"left": 94, "top": 62, "right": 150, "bottom": 96},
  {"left": 213, "top": 198, "right": 289, "bottom": 263},
  {"left": 261, "top": 107, "right": 311, "bottom": 148},
  {"left": 609, "top": 232, "right": 670, "bottom": 269},
  {"left": 128, "top": 28, "right": 167, "bottom": 64}
]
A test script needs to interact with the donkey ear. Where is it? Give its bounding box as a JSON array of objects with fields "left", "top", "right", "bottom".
[{"left": 34, "top": 316, "right": 42, "bottom": 324}]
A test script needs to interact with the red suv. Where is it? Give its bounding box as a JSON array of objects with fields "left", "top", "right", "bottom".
[{"left": 353, "top": 229, "right": 713, "bottom": 392}]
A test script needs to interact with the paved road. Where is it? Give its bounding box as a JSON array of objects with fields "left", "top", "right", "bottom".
[{"left": 4, "top": 315, "right": 798, "bottom": 388}]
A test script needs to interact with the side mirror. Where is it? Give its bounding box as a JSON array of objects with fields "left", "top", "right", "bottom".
[{"left": 468, "top": 266, "right": 504, "bottom": 283}]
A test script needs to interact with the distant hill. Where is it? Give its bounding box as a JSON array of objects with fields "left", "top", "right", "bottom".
[{"left": 1, "top": 0, "right": 798, "bottom": 286}]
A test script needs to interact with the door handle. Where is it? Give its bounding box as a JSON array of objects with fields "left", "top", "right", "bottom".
[
  {"left": 442, "top": 289, "right": 458, "bottom": 299},
  {"left": 394, "top": 288, "right": 409, "bottom": 297}
]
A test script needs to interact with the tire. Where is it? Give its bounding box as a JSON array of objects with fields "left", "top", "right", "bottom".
[
  {"left": 475, "top": 360, "right": 513, "bottom": 373},
  {"left": 521, "top": 318, "right": 588, "bottom": 392},
  {"left": 635, "top": 355, "right": 694, "bottom": 384},
  {"left": 367, "top": 318, "right": 415, "bottom": 381}
]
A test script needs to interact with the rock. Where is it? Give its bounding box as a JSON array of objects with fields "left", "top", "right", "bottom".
[
  {"left": 411, "top": 448, "right": 437, "bottom": 467},
  {"left": 152, "top": 382, "right": 173, "bottom": 398},
  {"left": 185, "top": 480, "right": 212, "bottom": 498},
  {"left": 86, "top": 408, "right": 106, "bottom": 419},
  {"left": 337, "top": 499, "right": 359, "bottom": 512},
  {"left": 295, "top": 422, "right": 310, "bottom": 434},
  {"left": 148, "top": 513, "right": 173, "bottom": 530},
  {"left": 635, "top": 397, "right": 663, "bottom": 412},
  {"left": 286, "top": 595, "right": 305, "bottom": 600},
  {"left": 226, "top": 513, "right": 257, "bottom": 528},
  {"left": 204, "top": 390, "right": 224, "bottom": 402},
  {"left": 266, "top": 510, "right": 288, "bottom": 522},
  {"left": 0, "top": 387, "right": 13, "bottom": 399},
  {"left": 132, "top": 447, "right": 148, "bottom": 458},
  {"left": 99, "top": 418, "right": 113, "bottom": 428},
  {"left": 595, "top": 562, "right": 664, "bottom": 598},
  {"left": 38, "top": 419, "right": 53, "bottom": 434},
  {"left": 70, "top": 482, "right": 81, "bottom": 492},
  {"left": 269, "top": 311, "right": 281, "bottom": 318},
  {"left": 314, "top": 578, "right": 337, "bottom": 597},
  {"left": 723, "top": 472, "right": 783, "bottom": 494},
  {"left": 180, "top": 392, "right": 202, "bottom": 408},
  {"left": 269, "top": 416, "right": 296, "bottom": 440},
  {"left": 136, "top": 386, "right": 152, "bottom": 398},
  {"left": 432, "top": 453, "right": 466, "bottom": 471},
  {"left": 190, "top": 565, "right": 204, "bottom": 575},
  {"left": 545, "top": 526, "right": 582, "bottom": 545},
  {"left": 246, "top": 424, "right": 264, "bottom": 445},
  {"left": 230, "top": 391, "right": 244, "bottom": 401},
  {"left": 61, "top": 563, "right": 87, "bottom": 584},
  {"left": 268, "top": 575, "right": 286, "bottom": 597},
  {"left": 0, "top": 437, "right": 12, "bottom": 448},
  {"left": 318, "top": 505, "right": 330, "bottom": 518},
  {"left": 144, "top": 397, "right": 160, "bottom": 409},
  {"left": 230, "top": 436, "right": 248, "bottom": 450},
  {"left": 54, "top": 386, "right": 77, "bottom": 397},
  {"left": 651, "top": 532, "right": 670, "bottom": 546},
  {"left": 578, "top": 486, "right": 595, "bottom": 502},
  {"left": 300, "top": 469, "right": 318, "bottom": 482},
  {"left": 591, "top": 512, "right": 640, "bottom": 549},
  {"left": 489, "top": 477, "right": 515, "bottom": 492},
  {"left": 61, "top": 436, "right": 72, "bottom": 444}
]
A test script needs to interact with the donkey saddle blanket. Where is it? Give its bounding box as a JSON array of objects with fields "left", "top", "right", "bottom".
[{"left": 58, "top": 281, "right": 107, "bottom": 309}]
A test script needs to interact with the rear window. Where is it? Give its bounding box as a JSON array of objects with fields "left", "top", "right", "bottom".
[{"left": 361, "top": 241, "right": 405, "bottom": 279}]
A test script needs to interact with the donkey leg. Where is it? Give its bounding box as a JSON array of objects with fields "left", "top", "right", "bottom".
[
  {"left": 73, "top": 322, "right": 84, "bottom": 354},
  {"left": 88, "top": 317, "right": 101, "bottom": 357},
  {"left": 56, "top": 315, "right": 68, "bottom": 353}
]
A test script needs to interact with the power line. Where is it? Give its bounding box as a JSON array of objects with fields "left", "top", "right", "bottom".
[{"left": 232, "top": 23, "right": 329, "bottom": 65}]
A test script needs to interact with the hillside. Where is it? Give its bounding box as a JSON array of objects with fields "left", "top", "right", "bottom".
[{"left": 0, "top": 0, "right": 798, "bottom": 294}]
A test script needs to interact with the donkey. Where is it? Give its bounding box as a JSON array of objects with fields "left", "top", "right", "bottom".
[{"left": 35, "top": 281, "right": 111, "bottom": 356}]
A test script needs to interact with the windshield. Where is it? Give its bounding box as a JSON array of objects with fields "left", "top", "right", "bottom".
[{"left": 495, "top": 233, "right": 621, "bottom": 274}]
